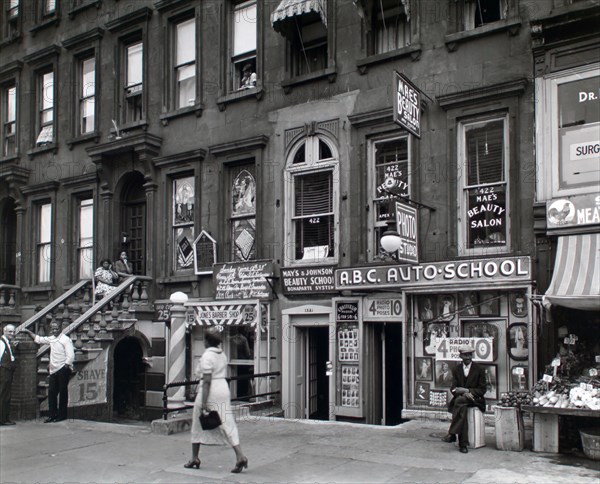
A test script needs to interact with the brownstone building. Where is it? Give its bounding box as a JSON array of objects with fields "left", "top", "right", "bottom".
[{"left": 0, "top": 0, "right": 597, "bottom": 424}]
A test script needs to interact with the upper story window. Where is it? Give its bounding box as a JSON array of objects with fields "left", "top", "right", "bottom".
[
  {"left": 36, "top": 70, "right": 54, "bottom": 146},
  {"left": 79, "top": 56, "right": 95, "bottom": 135},
  {"left": 230, "top": 166, "right": 256, "bottom": 261},
  {"left": 37, "top": 202, "right": 52, "bottom": 283},
  {"left": 1, "top": 83, "right": 16, "bottom": 157},
  {"left": 174, "top": 17, "right": 196, "bottom": 109},
  {"left": 78, "top": 198, "right": 94, "bottom": 279},
  {"left": 285, "top": 134, "right": 339, "bottom": 265},
  {"left": 370, "top": 0, "right": 411, "bottom": 54},
  {"left": 2, "top": 0, "right": 20, "bottom": 41},
  {"left": 536, "top": 67, "right": 600, "bottom": 199},
  {"left": 461, "top": 0, "right": 506, "bottom": 30},
  {"left": 43, "top": 0, "right": 56, "bottom": 17},
  {"left": 369, "top": 135, "right": 411, "bottom": 260},
  {"left": 290, "top": 16, "right": 327, "bottom": 77},
  {"left": 231, "top": 1, "right": 257, "bottom": 91},
  {"left": 173, "top": 176, "right": 195, "bottom": 271},
  {"left": 459, "top": 115, "right": 509, "bottom": 252},
  {"left": 124, "top": 40, "right": 143, "bottom": 124}
]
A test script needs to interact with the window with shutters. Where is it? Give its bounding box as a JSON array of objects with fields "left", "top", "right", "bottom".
[
  {"left": 458, "top": 115, "right": 509, "bottom": 252},
  {"left": 285, "top": 135, "right": 339, "bottom": 265}
]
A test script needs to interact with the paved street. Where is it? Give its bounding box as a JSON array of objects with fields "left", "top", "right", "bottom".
[{"left": 1, "top": 416, "right": 598, "bottom": 484}]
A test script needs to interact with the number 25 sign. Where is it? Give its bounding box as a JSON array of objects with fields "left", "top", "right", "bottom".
[{"left": 435, "top": 337, "right": 494, "bottom": 362}]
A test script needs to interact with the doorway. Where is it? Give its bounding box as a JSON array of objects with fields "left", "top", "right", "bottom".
[
  {"left": 120, "top": 172, "right": 146, "bottom": 275},
  {"left": 306, "top": 326, "right": 329, "bottom": 420},
  {"left": 113, "top": 337, "right": 146, "bottom": 420},
  {"left": 0, "top": 198, "right": 17, "bottom": 284},
  {"left": 367, "top": 323, "right": 404, "bottom": 425}
]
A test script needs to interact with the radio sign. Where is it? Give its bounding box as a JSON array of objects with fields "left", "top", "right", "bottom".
[
  {"left": 393, "top": 71, "right": 421, "bottom": 138},
  {"left": 394, "top": 201, "right": 418, "bottom": 263}
]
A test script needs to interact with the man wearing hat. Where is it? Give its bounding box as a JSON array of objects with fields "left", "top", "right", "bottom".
[{"left": 441, "top": 344, "right": 486, "bottom": 453}]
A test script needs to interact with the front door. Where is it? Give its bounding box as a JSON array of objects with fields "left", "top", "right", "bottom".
[
  {"left": 306, "top": 327, "right": 329, "bottom": 420},
  {"left": 120, "top": 174, "right": 146, "bottom": 275},
  {"left": 0, "top": 198, "right": 17, "bottom": 284}
]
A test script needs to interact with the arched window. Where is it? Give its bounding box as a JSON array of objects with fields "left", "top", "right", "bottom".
[{"left": 285, "top": 134, "right": 339, "bottom": 265}]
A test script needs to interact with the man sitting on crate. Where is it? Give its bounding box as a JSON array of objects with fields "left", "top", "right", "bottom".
[{"left": 442, "top": 344, "right": 486, "bottom": 453}]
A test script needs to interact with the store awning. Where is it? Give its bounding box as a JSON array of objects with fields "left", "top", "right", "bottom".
[
  {"left": 544, "top": 233, "right": 600, "bottom": 311},
  {"left": 271, "top": 0, "right": 327, "bottom": 36}
]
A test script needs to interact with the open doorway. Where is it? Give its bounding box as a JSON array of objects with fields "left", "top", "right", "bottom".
[
  {"left": 113, "top": 337, "right": 146, "bottom": 420},
  {"left": 306, "top": 326, "right": 329, "bottom": 420}
]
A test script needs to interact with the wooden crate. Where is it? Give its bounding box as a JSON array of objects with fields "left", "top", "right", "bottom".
[
  {"left": 468, "top": 407, "right": 486, "bottom": 448},
  {"left": 494, "top": 406, "right": 524, "bottom": 451}
]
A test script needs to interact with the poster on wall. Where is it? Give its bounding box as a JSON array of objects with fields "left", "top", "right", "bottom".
[
  {"left": 415, "top": 382, "right": 430, "bottom": 403},
  {"left": 341, "top": 365, "right": 360, "bottom": 407},
  {"left": 415, "top": 357, "right": 433, "bottom": 381},
  {"left": 423, "top": 322, "right": 449, "bottom": 355},
  {"left": 435, "top": 360, "right": 456, "bottom": 388},
  {"left": 67, "top": 347, "right": 109, "bottom": 408},
  {"left": 511, "top": 365, "right": 529, "bottom": 392},
  {"left": 510, "top": 292, "right": 528, "bottom": 317},
  {"left": 429, "top": 390, "right": 448, "bottom": 408},
  {"left": 508, "top": 323, "right": 529, "bottom": 361}
]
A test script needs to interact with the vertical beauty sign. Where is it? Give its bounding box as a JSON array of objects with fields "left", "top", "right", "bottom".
[{"left": 393, "top": 71, "right": 421, "bottom": 139}]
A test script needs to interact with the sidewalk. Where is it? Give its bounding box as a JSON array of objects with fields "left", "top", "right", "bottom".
[{"left": 1, "top": 416, "right": 598, "bottom": 484}]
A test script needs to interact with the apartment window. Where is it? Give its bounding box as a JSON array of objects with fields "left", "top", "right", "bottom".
[
  {"left": 7, "top": 0, "right": 18, "bottom": 19},
  {"left": 370, "top": 0, "right": 410, "bottom": 54},
  {"left": 78, "top": 198, "right": 94, "bottom": 279},
  {"left": 370, "top": 136, "right": 411, "bottom": 259},
  {"left": 79, "top": 57, "right": 95, "bottom": 134},
  {"left": 124, "top": 41, "right": 143, "bottom": 123},
  {"left": 1, "top": 84, "right": 16, "bottom": 157},
  {"left": 231, "top": 1, "right": 257, "bottom": 91},
  {"left": 43, "top": 0, "right": 56, "bottom": 17},
  {"left": 230, "top": 166, "right": 256, "bottom": 261},
  {"left": 290, "top": 18, "right": 327, "bottom": 77},
  {"left": 464, "top": 0, "right": 506, "bottom": 30},
  {"left": 459, "top": 116, "right": 509, "bottom": 251},
  {"left": 3, "top": 0, "right": 19, "bottom": 40},
  {"left": 36, "top": 70, "right": 54, "bottom": 145},
  {"left": 173, "top": 17, "right": 196, "bottom": 109},
  {"left": 173, "top": 176, "right": 195, "bottom": 271},
  {"left": 286, "top": 135, "right": 338, "bottom": 264},
  {"left": 37, "top": 203, "right": 52, "bottom": 283}
]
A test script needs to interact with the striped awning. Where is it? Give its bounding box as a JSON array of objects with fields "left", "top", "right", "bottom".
[
  {"left": 186, "top": 301, "right": 267, "bottom": 332},
  {"left": 271, "top": 0, "right": 327, "bottom": 36},
  {"left": 544, "top": 233, "right": 600, "bottom": 311}
]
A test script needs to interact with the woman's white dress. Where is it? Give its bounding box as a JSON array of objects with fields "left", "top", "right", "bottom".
[{"left": 190, "top": 346, "right": 240, "bottom": 446}]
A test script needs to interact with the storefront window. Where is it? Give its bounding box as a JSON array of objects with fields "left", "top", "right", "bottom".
[{"left": 225, "top": 325, "right": 256, "bottom": 401}]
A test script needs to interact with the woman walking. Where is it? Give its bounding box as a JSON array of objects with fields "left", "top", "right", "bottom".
[{"left": 185, "top": 329, "right": 248, "bottom": 473}]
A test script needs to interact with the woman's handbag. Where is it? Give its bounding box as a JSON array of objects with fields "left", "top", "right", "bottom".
[{"left": 199, "top": 410, "right": 222, "bottom": 430}]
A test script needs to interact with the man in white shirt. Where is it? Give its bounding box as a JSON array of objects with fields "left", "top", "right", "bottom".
[
  {"left": 0, "top": 324, "right": 17, "bottom": 425},
  {"left": 23, "top": 322, "right": 75, "bottom": 423}
]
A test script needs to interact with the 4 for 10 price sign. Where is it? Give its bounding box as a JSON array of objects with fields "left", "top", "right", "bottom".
[{"left": 435, "top": 337, "right": 494, "bottom": 362}]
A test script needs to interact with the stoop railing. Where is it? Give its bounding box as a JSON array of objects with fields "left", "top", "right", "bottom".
[{"left": 162, "top": 371, "right": 281, "bottom": 420}]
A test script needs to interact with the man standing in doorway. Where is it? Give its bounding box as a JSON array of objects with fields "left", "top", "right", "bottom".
[
  {"left": 0, "top": 324, "right": 17, "bottom": 425},
  {"left": 23, "top": 322, "right": 75, "bottom": 422}
]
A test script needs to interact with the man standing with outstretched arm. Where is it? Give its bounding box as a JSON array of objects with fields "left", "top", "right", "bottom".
[
  {"left": 0, "top": 324, "right": 17, "bottom": 425},
  {"left": 23, "top": 322, "right": 75, "bottom": 422}
]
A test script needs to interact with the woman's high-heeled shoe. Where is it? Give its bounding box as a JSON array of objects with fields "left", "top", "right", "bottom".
[
  {"left": 230, "top": 457, "right": 248, "bottom": 473},
  {"left": 183, "top": 459, "right": 201, "bottom": 469}
]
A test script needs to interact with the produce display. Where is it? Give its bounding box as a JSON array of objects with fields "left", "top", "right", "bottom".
[{"left": 498, "top": 391, "right": 532, "bottom": 409}]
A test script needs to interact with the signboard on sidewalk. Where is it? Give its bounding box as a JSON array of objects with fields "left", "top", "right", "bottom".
[
  {"left": 393, "top": 71, "right": 421, "bottom": 138},
  {"left": 68, "top": 347, "right": 109, "bottom": 407}
]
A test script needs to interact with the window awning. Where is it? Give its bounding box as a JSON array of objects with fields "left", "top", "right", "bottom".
[
  {"left": 544, "top": 233, "right": 600, "bottom": 311},
  {"left": 271, "top": 0, "right": 327, "bottom": 36}
]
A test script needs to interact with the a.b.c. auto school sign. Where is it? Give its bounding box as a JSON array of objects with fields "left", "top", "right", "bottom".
[{"left": 335, "top": 256, "right": 531, "bottom": 290}]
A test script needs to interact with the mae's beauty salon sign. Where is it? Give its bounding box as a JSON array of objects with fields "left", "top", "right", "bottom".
[{"left": 335, "top": 256, "right": 531, "bottom": 290}]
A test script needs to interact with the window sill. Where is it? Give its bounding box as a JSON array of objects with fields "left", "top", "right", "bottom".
[
  {"left": 120, "top": 120, "right": 149, "bottom": 134},
  {"left": 356, "top": 44, "right": 422, "bottom": 74},
  {"left": 157, "top": 273, "right": 198, "bottom": 284},
  {"left": 27, "top": 144, "right": 58, "bottom": 159},
  {"left": 160, "top": 103, "right": 204, "bottom": 126},
  {"left": 281, "top": 67, "right": 337, "bottom": 94},
  {"left": 445, "top": 19, "right": 521, "bottom": 52},
  {"left": 66, "top": 132, "right": 101, "bottom": 150},
  {"left": 68, "top": 0, "right": 102, "bottom": 20},
  {"left": 30, "top": 17, "right": 60, "bottom": 36},
  {"left": 0, "top": 154, "right": 20, "bottom": 164},
  {"left": 0, "top": 33, "right": 22, "bottom": 47},
  {"left": 216, "top": 88, "right": 263, "bottom": 112}
]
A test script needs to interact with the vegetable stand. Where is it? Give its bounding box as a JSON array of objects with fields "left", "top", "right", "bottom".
[{"left": 522, "top": 405, "right": 600, "bottom": 453}]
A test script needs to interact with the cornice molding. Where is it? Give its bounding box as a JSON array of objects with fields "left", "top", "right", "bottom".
[
  {"left": 20, "top": 181, "right": 60, "bottom": 195},
  {"left": 209, "top": 135, "right": 269, "bottom": 158},
  {"left": 105, "top": 7, "right": 153, "bottom": 33},
  {"left": 23, "top": 44, "right": 61, "bottom": 65},
  {"left": 437, "top": 78, "right": 528, "bottom": 110},
  {"left": 62, "top": 27, "right": 104, "bottom": 50},
  {"left": 153, "top": 148, "right": 207, "bottom": 168}
]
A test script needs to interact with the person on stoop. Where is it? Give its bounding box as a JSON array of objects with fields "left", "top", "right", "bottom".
[
  {"left": 0, "top": 324, "right": 17, "bottom": 426},
  {"left": 22, "top": 322, "right": 75, "bottom": 423},
  {"left": 441, "top": 344, "right": 486, "bottom": 453}
]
